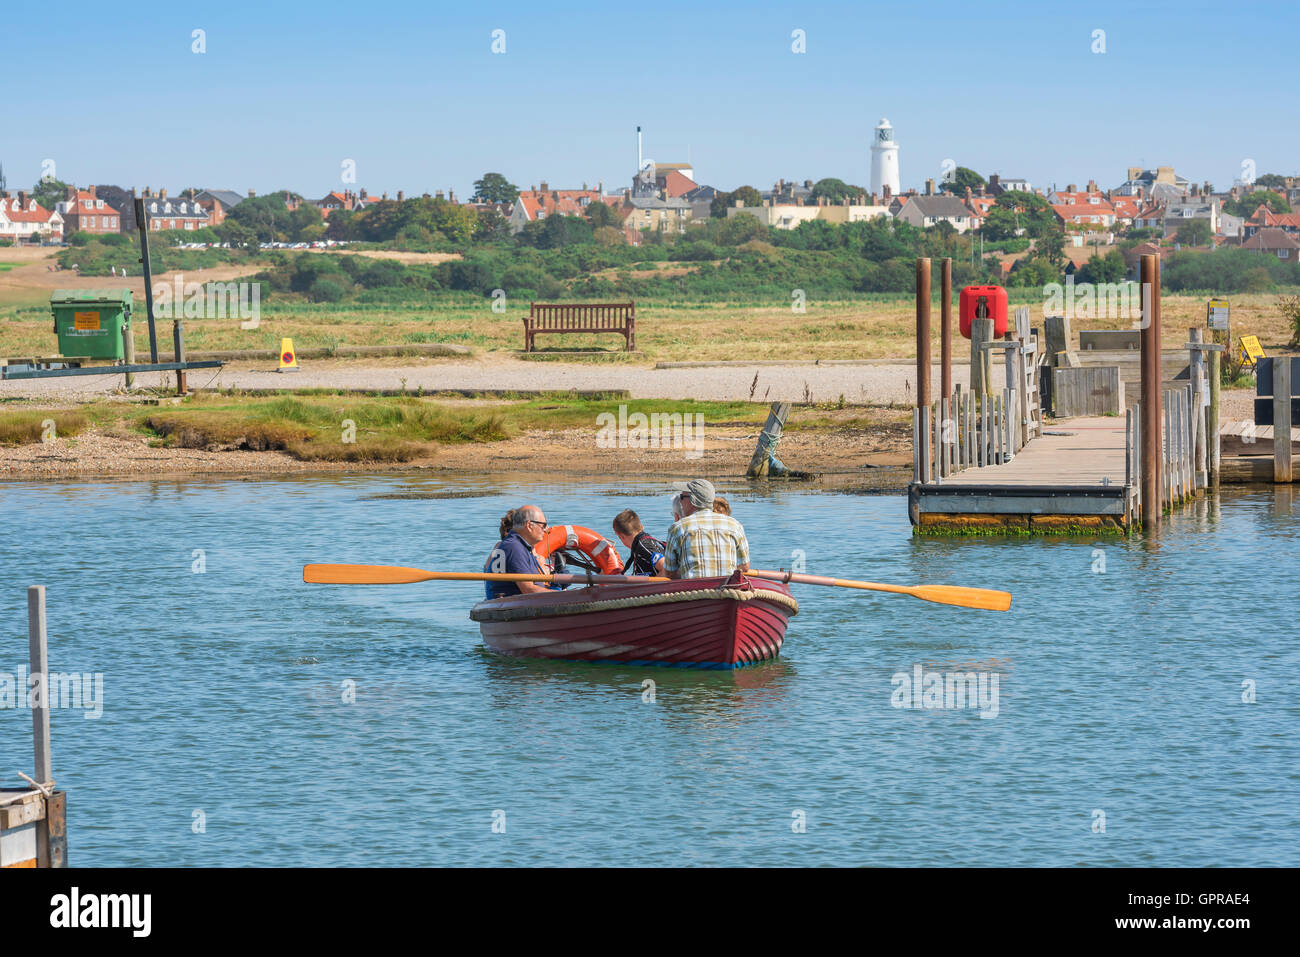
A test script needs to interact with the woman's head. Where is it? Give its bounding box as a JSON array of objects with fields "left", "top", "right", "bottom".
[
  {"left": 499, "top": 510, "right": 516, "bottom": 540},
  {"left": 713, "top": 495, "right": 731, "bottom": 516}
]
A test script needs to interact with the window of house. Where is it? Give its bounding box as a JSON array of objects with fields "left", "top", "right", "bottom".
[{"left": 87, "top": 216, "right": 95, "bottom": 227}]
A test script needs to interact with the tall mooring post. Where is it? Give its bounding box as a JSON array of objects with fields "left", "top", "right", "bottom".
[
  {"left": 940, "top": 258, "right": 953, "bottom": 401},
  {"left": 133, "top": 198, "right": 160, "bottom": 363},
  {"left": 915, "top": 258, "right": 932, "bottom": 409},
  {"left": 1140, "top": 254, "right": 1163, "bottom": 526}
]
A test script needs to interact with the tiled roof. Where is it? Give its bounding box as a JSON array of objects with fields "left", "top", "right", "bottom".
[
  {"left": 1242, "top": 227, "right": 1300, "bottom": 250},
  {"left": 659, "top": 170, "right": 696, "bottom": 198},
  {"left": 0, "top": 197, "right": 56, "bottom": 222}
]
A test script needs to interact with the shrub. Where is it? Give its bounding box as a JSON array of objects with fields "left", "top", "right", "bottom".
[{"left": 309, "top": 278, "right": 346, "bottom": 302}]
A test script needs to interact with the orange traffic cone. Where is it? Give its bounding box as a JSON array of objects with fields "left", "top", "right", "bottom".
[{"left": 278, "top": 337, "right": 299, "bottom": 373}]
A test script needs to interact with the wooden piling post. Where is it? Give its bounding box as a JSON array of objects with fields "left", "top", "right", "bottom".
[
  {"left": 939, "top": 396, "right": 949, "bottom": 478},
  {"left": 1140, "top": 255, "right": 1163, "bottom": 525},
  {"left": 173, "top": 320, "right": 188, "bottom": 396},
  {"left": 27, "top": 585, "right": 57, "bottom": 869},
  {"left": 970, "top": 317, "right": 993, "bottom": 399},
  {"left": 1208, "top": 347, "right": 1221, "bottom": 487},
  {"left": 1275, "top": 358, "right": 1293, "bottom": 484},
  {"left": 28, "top": 586, "right": 51, "bottom": 788},
  {"left": 916, "top": 258, "right": 932, "bottom": 410},
  {"left": 940, "top": 258, "right": 953, "bottom": 402}
]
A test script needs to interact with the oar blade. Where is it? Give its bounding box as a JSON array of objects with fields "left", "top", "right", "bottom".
[
  {"left": 910, "top": 583, "right": 1012, "bottom": 611},
  {"left": 304, "top": 564, "right": 434, "bottom": 585}
]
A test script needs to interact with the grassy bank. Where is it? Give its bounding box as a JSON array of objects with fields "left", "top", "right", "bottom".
[
  {"left": 1, "top": 293, "right": 1295, "bottom": 363},
  {"left": 0, "top": 393, "right": 903, "bottom": 464}
]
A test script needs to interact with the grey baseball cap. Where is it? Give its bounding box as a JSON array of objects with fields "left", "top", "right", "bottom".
[{"left": 673, "top": 478, "right": 715, "bottom": 508}]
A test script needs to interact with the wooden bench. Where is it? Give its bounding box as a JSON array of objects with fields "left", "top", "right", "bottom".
[{"left": 522, "top": 302, "right": 636, "bottom": 352}]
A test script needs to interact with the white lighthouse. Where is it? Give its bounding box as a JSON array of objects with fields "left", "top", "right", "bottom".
[{"left": 870, "top": 117, "right": 900, "bottom": 197}]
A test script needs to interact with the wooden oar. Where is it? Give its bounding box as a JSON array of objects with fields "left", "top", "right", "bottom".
[
  {"left": 747, "top": 569, "right": 1011, "bottom": 611},
  {"left": 304, "top": 563, "right": 1009, "bottom": 611},
  {"left": 303, "top": 563, "right": 666, "bottom": 586}
]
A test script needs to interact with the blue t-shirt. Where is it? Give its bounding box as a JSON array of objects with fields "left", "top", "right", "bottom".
[{"left": 483, "top": 531, "right": 543, "bottom": 599}]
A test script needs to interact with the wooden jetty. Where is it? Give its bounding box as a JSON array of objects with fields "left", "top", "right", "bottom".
[
  {"left": 906, "top": 255, "right": 1241, "bottom": 535},
  {"left": 1, "top": 587, "right": 68, "bottom": 868}
]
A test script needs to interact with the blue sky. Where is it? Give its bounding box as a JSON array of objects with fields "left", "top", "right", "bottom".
[{"left": 3, "top": 1, "right": 1296, "bottom": 200}]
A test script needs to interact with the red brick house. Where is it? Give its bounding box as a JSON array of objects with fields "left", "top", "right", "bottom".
[{"left": 57, "top": 186, "right": 120, "bottom": 234}]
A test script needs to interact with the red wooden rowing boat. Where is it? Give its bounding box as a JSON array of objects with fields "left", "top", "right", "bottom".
[{"left": 469, "top": 571, "right": 798, "bottom": 669}]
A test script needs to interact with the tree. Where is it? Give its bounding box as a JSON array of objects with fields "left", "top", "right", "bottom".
[
  {"left": 1078, "top": 250, "right": 1126, "bottom": 284},
  {"left": 1226, "top": 190, "right": 1291, "bottom": 217},
  {"left": 710, "top": 185, "right": 762, "bottom": 218},
  {"left": 1254, "top": 174, "right": 1287, "bottom": 189},
  {"left": 1175, "top": 219, "right": 1212, "bottom": 247},
  {"left": 472, "top": 173, "right": 519, "bottom": 205},
  {"left": 585, "top": 201, "right": 625, "bottom": 229},
  {"left": 938, "top": 166, "right": 986, "bottom": 195},
  {"left": 1036, "top": 228, "right": 1066, "bottom": 268},
  {"left": 32, "top": 178, "right": 68, "bottom": 210},
  {"left": 809, "top": 178, "right": 865, "bottom": 203}
]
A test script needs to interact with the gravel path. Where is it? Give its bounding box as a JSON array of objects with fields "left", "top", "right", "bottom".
[{"left": 0, "top": 356, "right": 995, "bottom": 404}]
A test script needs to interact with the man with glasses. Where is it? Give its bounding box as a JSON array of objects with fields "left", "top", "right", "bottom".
[{"left": 484, "top": 505, "right": 552, "bottom": 598}]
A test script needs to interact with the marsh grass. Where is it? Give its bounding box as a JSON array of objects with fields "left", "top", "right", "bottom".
[{"left": 0, "top": 411, "right": 89, "bottom": 444}]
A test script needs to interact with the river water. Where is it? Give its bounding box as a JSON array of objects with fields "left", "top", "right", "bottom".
[{"left": 1, "top": 474, "right": 1296, "bottom": 866}]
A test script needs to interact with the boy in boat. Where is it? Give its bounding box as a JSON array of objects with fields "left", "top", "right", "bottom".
[
  {"left": 483, "top": 505, "right": 553, "bottom": 599},
  {"left": 662, "top": 479, "right": 750, "bottom": 579},
  {"left": 612, "top": 509, "right": 666, "bottom": 578}
]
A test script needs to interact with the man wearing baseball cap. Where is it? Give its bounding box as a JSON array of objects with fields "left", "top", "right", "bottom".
[{"left": 661, "top": 479, "right": 750, "bottom": 579}]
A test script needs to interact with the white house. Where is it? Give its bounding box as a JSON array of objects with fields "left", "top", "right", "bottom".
[{"left": 0, "top": 193, "right": 63, "bottom": 242}]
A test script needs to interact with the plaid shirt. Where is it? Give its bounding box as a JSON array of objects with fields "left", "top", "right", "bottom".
[{"left": 663, "top": 508, "right": 750, "bottom": 578}]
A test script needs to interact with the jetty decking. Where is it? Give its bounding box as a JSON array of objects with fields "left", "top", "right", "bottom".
[{"left": 909, "top": 417, "right": 1135, "bottom": 532}]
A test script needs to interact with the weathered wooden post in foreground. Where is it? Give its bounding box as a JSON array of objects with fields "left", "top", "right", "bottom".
[
  {"left": 28, "top": 587, "right": 51, "bottom": 794},
  {"left": 916, "top": 259, "right": 932, "bottom": 410},
  {"left": 1275, "top": 358, "right": 1293, "bottom": 484},
  {"left": 1140, "top": 254, "right": 1163, "bottom": 526},
  {"left": 1, "top": 586, "right": 67, "bottom": 868},
  {"left": 746, "top": 401, "right": 792, "bottom": 478}
]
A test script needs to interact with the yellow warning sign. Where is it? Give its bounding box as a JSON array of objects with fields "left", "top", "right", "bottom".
[
  {"left": 277, "top": 337, "right": 299, "bottom": 372},
  {"left": 73, "top": 311, "right": 101, "bottom": 331},
  {"left": 1239, "top": 335, "right": 1265, "bottom": 367}
]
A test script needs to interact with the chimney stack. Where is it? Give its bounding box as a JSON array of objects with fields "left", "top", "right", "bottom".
[
  {"left": 925, "top": 178, "right": 935, "bottom": 195},
  {"left": 1087, "top": 179, "right": 1097, "bottom": 193},
  {"left": 540, "top": 180, "right": 549, "bottom": 193},
  {"left": 397, "top": 190, "right": 404, "bottom": 202},
  {"left": 248, "top": 188, "right": 256, "bottom": 198}
]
